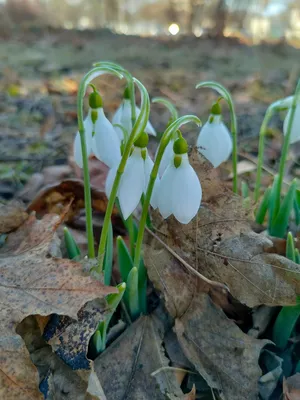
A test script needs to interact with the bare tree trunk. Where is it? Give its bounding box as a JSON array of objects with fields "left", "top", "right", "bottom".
[{"left": 214, "top": 0, "right": 227, "bottom": 38}]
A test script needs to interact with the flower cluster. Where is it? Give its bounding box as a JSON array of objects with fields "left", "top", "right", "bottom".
[{"left": 74, "top": 86, "right": 206, "bottom": 225}]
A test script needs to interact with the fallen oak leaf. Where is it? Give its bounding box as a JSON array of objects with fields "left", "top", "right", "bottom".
[
  {"left": 27, "top": 179, "right": 118, "bottom": 222},
  {"left": 95, "top": 313, "right": 185, "bottom": 399},
  {"left": 0, "top": 200, "right": 28, "bottom": 234},
  {"left": 175, "top": 294, "right": 270, "bottom": 400},
  {"left": 0, "top": 213, "right": 117, "bottom": 400}
]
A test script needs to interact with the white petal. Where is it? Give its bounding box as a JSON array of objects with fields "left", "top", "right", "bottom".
[
  {"left": 135, "top": 105, "right": 156, "bottom": 136},
  {"left": 118, "top": 148, "right": 145, "bottom": 220},
  {"left": 150, "top": 177, "right": 160, "bottom": 209},
  {"left": 73, "top": 113, "right": 93, "bottom": 168},
  {"left": 158, "top": 139, "right": 174, "bottom": 177},
  {"left": 144, "top": 153, "right": 160, "bottom": 209},
  {"left": 197, "top": 119, "right": 232, "bottom": 168},
  {"left": 113, "top": 99, "right": 132, "bottom": 140},
  {"left": 105, "top": 166, "right": 118, "bottom": 198},
  {"left": 283, "top": 104, "right": 300, "bottom": 144},
  {"left": 144, "top": 153, "right": 153, "bottom": 191},
  {"left": 157, "top": 163, "right": 177, "bottom": 219},
  {"left": 92, "top": 108, "right": 121, "bottom": 168},
  {"left": 171, "top": 157, "right": 202, "bottom": 224}
]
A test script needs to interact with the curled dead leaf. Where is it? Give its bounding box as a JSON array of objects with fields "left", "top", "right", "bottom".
[
  {"left": 0, "top": 200, "right": 28, "bottom": 234},
  {"left": 0, "top": 213, "right": 116, "bottom": 399},
  {"left": 27, "top": 179, "right": 118, "bottom": 222}
]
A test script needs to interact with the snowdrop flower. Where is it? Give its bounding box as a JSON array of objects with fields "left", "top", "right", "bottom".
[
  {"left": 112, "top": 87, "right": 156, "bottom": 141},
  {"left": 105, "top": 132, "right": 159, "bottom": 220},
  {"left": 74, "top": 90, "right": 121, "bottom": 168},
  {"left": 197, "top": 102, "right": 232, "bottom": 168},
  {"left": 283, "top": 102, "right": 300, "bottom": 144},
  {"left": 157, "top": 137, "right": 202, "bottom": 224}
]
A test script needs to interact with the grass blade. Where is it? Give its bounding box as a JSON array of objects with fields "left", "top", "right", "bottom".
[
  {"left": 286, "top": 232, "right": 296, "bottom": 262},
  {"left": 117, "top": 236, "right": 133, "bottom": 282},
  {"left": 64, "top": 227, "right": 81, "bottom": 260},
  {"left": 272, "top": 304, "right": 300, "bottom": 350},
  {"left": 104, "top": 221, "right": 113, "bottom": 285},
  {"left": 126, "top": 267, "right": 140, "bottom": 320},
  {"left": 255, "top": 187, "right": 271, "bottom": 225}
]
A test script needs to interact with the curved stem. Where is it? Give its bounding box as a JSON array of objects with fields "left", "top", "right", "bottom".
[
  {"left": 133, "top": 115, "right": 201, "bottom": 270},
  {"left": 254, "top": 106, "right": 274, "bottom": 202},
  {"left": 196, "top": 81, "right": 238, "bottom": 193},
  {"left": 152, "top": 97, "right": 178, "bottom": 121},
  {"left": 275, "top": 79, "right": 300, "bottom": 217},
  {"left": 77, "top": 66, "right": 123, "bottom": 258},
  {"left": 96, "top": 78, "right": 150, "bottom": 272}
]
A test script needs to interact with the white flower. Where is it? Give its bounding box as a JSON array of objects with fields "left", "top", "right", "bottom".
[
  {"left": 105, "top": 146, "right": 159, "bottom": 219},
  {"left": 92, "top": 108, "right": 121, "bottom": 168},
  {"left": 157, "top": 153, "right": 202, "bottom": 224},
  {"left": 283, "top": 103, "right": 300, "bottom": 144},
  {"left": 112, "top": 99, "right": 156, "bottom": 141},
  {"left": 74, "top": 110, "right": 94, "bottom": 168},
  {"left": 197, "top": 114, "right": 232, "bottom": 168},
  {"left": 74, "top": 90, "right": 121, "bottom": 169}
]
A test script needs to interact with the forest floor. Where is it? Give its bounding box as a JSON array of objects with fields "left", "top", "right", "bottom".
[{"left": 1, "top": 29, "right": 300, "bottom": 400}]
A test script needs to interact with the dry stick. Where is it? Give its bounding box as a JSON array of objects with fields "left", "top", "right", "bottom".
[
  {"left": 122, "top": 317, "right": 146, "bottom": 400},
  {"left": 145, "top": 226, "right": 215, "bottom": 285}
]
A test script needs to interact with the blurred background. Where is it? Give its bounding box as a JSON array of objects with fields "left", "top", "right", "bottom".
[{"left": 0, "top": 0, "right": 299, "bottom": 203}]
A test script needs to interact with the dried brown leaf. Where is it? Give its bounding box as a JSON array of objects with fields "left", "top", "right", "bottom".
[
  {"left": 95, "top": 314, "right": 184, "bottom": 399},
  {"left": 0, "top": 213, "right": 116, "bottom": 399},
  {"left": 0, "top": 200, "right": 28, "bottom": 234},
  {"left": 146, "top": 152, "right": 300, "bottom": 308},
  {"left": 176, "top": 294, "right": 270, "bottom": 400},
  {"left": 27, "top": 179, "right": 118, "bottom": 221}
]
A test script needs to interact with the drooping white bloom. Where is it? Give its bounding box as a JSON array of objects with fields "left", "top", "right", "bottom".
[
  {"left": 92, "top": 108, "right": 121, "bottom": 168},
  {"left": 74, "top": 91, "right": 121, "bottom": 169},
  {"left": 105, "top": 143, "right": 159, "bottom": 220},
  {"left": 197, "top": 114, "right": 232, "bottom": 168},
  {"left": 157, "top": 153, "right": 202, "bottom": 224},
  {"left": 283, "top": 103, "right": 300, "bottom": 144},
  {"left": 112, "top": 98, "right": 156, "bottom": 141}
]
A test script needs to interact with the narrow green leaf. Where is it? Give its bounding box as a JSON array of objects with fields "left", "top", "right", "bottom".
[
  {"left": 92, "top": 330, "right": 104, "bottom": 354},
  {"left": 138, "top": 257, "right": 147, "bottom": 314},
  {"left": 117, "top": 236, "right": 133, "bottom": 282},
  {"left": 241, "top": 181, "right": 249, "bottom": 199},
  {"left": 296, "top": 360, "right": 300, "bottom": 373},
  {"left": 294, "top": 198, "right": 300, "bottom": 226},
  {"left": 286, "top": 232, "right": 296, "bottom": 262},
  {"left": 272, "top": 304, "right": 300, "bottom": 350},
  {"left": 126, "top": 267, "right": 140, "bottom": 320},
  {"left": 104, "top": 221, "right": 113, "bottom": 286},
  {"left": 255, "top": 187, "right": 271, "bottom": 225},
  {"left": 116, "top": 199, "right": 138, "bottom": 256},
  {"left": 63, "top": 227, "right": 81, "bottom": 260},
  {"left": 268, "top": 175, "right": 280, "bottom": 233},
  {"left": 295, "top": 249, "right": 300, "bottom": 264},
  {"left": 106, "top": 282, "right": 126, "bottom": 311},
  {"left": 270, "top": 180, "right": 297, "bottom": 238}
]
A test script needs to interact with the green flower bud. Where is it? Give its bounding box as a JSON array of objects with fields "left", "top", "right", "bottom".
[
  {"left": 134, "top": 132, "right": 149, "bottom": 148},
  {"left": 141, "top": 149, "right": 147, "bottom": 160},
  {"left": 123, "top": 86, "right": 130, "bottom": 99},
  {"left": 91, "top": 109, "right": 98, "bottom": 124},
  {"left": 173, "top": 137, "right": 188, "bottom": 154},
  {"left": 89, "top": 91, "right": 103, "bottom": 109},
  {"left": 211, "top": 101, "right": 222, "bottom": 115},
  {"left": 173, "top": 154, "right": 182, "bottom": 168}
]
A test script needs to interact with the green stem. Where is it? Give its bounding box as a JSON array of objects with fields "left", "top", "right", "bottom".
[
  {"left": 254, "top": 106, "right": 274, "bottom": 202},
  {"left": 196, "top": 81, "right": 238, "bottom": 193},
  {"left": 152, "top": 97, "right": 178, "bottom": 121},
  {"left": 275, "top": 79, "right": 300, "bottom": 216},
  {"left": 133, "top": 115, "right": 201, "bottom": 270},
  {"left": 96, "top": 78, "right": 150, "bottom": 272},
  {"left": 77, "top": 67, "right": 122, "bottom": 257}
]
